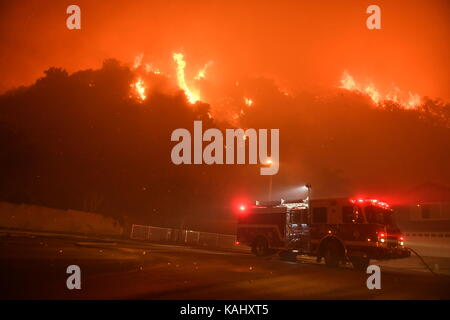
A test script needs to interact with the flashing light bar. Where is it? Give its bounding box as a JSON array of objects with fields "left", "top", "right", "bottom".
[{"left": 350, "top": 198, "right": 390, "bottom": 209}]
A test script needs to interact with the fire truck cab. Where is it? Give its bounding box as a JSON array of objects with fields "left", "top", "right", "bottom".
[{"left": 236, "top": 197, "right": 410, "bottom": 270}]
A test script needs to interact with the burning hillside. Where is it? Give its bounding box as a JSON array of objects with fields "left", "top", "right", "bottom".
[
  {"left": 125, "top": 52, "right": 449, "bottom": 131},
  {"left": 339, "top": 71, "right": 422, "bottom": 109}
]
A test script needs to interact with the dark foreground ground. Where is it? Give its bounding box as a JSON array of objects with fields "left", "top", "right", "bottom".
[{"left": 1, "top": 231, "right": 449, "bottom": 299}]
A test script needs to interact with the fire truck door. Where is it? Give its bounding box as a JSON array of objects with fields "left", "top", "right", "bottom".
[{"left": 289, "top": 209, "right": 311, "bottom": 251}]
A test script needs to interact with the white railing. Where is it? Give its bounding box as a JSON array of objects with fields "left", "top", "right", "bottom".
[
  {"left": 130, "top": 224, "right": 241, "bottom": 250},
  {"left": 402, "top": 232, "right": 450, "bottom": 258},
  {"left": 404, "top": 232, "right": 450, "bottom": 238}
]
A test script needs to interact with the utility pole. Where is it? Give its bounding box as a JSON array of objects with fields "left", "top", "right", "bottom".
[
  {"left": 262, "top": 159, "right": 274, "bottom": 201},
  {"left": 268, "top": 175, "right": 273, "bottom": 201}
]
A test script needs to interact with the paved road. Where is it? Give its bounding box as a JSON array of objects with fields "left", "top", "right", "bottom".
[{"left": 1, "top": 232, "right": 449, "bottom": 299}]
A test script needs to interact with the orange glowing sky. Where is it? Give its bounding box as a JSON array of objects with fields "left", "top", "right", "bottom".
[{"left": 0, "top": 0, "right": 449, "bottom": 101}]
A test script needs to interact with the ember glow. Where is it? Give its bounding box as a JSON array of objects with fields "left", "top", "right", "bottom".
[
  {"left": 145, "top": 63, "right": 161, "bottom": 75},
  {"left": 194, "top": 61, "right": 213, "bottom": 80},
  {"left": 173, "top": 53, "right": 200, "bottom": 104},
  {"left": 244, "top": 97, "right": 254, "bottom": 107},
  {"left": 339, "top": 71, "right": 422, "bottom": 109}
]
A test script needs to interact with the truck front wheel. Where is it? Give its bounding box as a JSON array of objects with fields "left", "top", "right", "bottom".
[
  {"left": 253, "top": 237, "right": 269, "bottom": 257},
  {"left": 324, "top": 241, "right": 341, "bottom": 268},
  {"left": 350, "top": 257, "right": 370, "bottom": 271},
  {"left": 279, "top": 251, "right": 298, "bottom": 262}
]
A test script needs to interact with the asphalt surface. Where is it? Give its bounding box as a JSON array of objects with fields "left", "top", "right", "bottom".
[{"left": 1, "top": 232, "right": 450, "bottom": 299}]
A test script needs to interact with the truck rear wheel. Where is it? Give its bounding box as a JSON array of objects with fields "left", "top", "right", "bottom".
[
  {"left": 350, "top": 257, "right": 370, "bottom": 271},
  {"left": 324, "top": 241, "right": 341, "bottom": 268},
  {"left": 253, "top": 237, "right": 269, "bottom": 257}
]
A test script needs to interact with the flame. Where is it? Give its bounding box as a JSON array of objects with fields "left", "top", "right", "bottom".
[
  {"left": 407, "top": 92, "right": 421, "bottom": 109},
  {"left": 173, "top": 53, "right": 200, "bottom": 104},
  {"left": 339, "top": 71, "right": 358, "bottom": 91},
  {"left": 244, "top": 97, "right": 253, "bottom": 107},
  {"left": 339, "top": 71, "right": 421, "bottom": 109},
  {"left": 364, "top": 83, "right": 381, "bottom": 104},
  {"left": 129, "top": 52, "right": 207, "bottom": 104},
  {"left": 194, "top": 61, "right": 213, "bottom": 80},
  {"left": 131, "top": 78, "right": 146, "bottom": 101}
]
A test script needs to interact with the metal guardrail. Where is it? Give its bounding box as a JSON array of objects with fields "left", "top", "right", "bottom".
[{"left": 130, "top": 224, "right": 241, "bottom": 250}]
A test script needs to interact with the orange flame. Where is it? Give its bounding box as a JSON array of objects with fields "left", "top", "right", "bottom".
[
  {"left": 131, "top": 78, "right": 146, "bottom": 101},
  {"left": 173, "top": 52, "right": 200, "bottom": 104},
  {"left": 130, "top": 52, "right": 209, "bottom": 104},
  {"left": 339, "top": 71, "right": 421, "bottom": 109}
]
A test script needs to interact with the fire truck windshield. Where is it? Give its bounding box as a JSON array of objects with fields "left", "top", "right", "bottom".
[{"left": 365, "top": 205, "right": 396, "bottom": 226}]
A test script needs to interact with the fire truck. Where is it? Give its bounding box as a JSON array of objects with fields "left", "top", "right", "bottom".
[{"left": 236, "top": 197, "right": 410, "bottom": 270}]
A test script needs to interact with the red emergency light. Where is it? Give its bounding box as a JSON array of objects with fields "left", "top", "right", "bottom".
[
  {"left": 377, "top": 231, "right": 387, "bottom": 243},
  {"left": 350, "top": 198, "right": 390, "bottom": 209}
]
